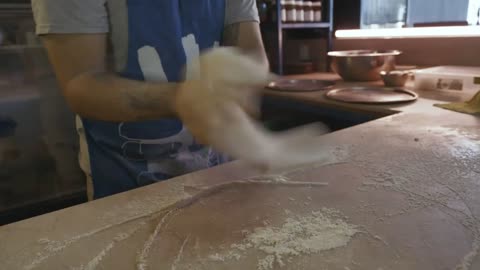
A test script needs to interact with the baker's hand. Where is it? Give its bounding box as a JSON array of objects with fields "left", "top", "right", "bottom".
[
  {"left": 175, "top": 47, "right": 332, "bottom": 171},
  {"left": 175, "top": 47, "right": 271, "bottom": 145}
]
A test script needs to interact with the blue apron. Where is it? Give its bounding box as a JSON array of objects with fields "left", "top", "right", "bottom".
[{"left": 82, "top": 0, "right": 226, "bottom": 198}]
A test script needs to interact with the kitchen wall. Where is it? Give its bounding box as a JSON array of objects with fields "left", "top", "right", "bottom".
[
  {"left": 299, "top": 0, "right": 480, "bottom": 69},
  {"left": 332, "top": 0, "right": 480, "bottom": 68},
  {"left": 279, "top": 36, "right": 480, "bottom": 73},
  {"left": 265, "top": 0, "right": 478, "bottom": 72},
  {"left": 333, "top": 37, "right": 480, "bottom": 67}
]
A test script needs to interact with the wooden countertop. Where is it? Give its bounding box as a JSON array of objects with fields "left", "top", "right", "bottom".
[{"left": 1, "top": 73, "right": 479, "bottom": 270}]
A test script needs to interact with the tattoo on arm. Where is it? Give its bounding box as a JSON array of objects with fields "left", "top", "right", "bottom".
[
  {"left": 122, "top": 82, "right": 177, "bottom": 120},
  {"left": 125, "top": 90, "right": 158, "bottom": 111}
]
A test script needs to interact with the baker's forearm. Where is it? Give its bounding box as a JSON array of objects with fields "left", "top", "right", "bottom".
[
  {"left": 223, "top": 22, "right": 270, "bottom": 72},
  {"left": 41, "top": 34, "right": 178, "bottom": 122},
  {"left": 67, "top": 71, "right": 178, "bottom": 122}
]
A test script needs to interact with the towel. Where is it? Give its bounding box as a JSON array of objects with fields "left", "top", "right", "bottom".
[{"left": 434, "top": 90, "right": 480, "bottom": 115}]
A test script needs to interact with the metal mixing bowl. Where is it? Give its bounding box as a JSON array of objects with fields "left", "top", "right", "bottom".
[{"left": 328, "top": 50, "right": 402, "bottom": 82}]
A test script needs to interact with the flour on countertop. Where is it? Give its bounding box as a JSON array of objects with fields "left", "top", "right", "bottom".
[
  {"left": 207, "top": 253, "right": 225, "bottom": 262},
  {"left": 209, "top": 208, "right": 358, "bottom": 270},
  {"left": 26, "top": 177, "right": 333, "bottom": 270},
  {"left": 137, "top": 210, "right": 177, "bottom": 270},
  {"left": 351, "top": 128, "right": 480, "bottom": 270},
  {"left": 258, "top": 255, "right": 275, "bottom": 270},
  {"left": 171, "top": 235, "right": 191, "bottom": 270}
]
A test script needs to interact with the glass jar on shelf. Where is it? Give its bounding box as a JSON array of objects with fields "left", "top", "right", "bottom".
[
  {"left": 284, "top": 0, "right": 296, "bottom": 22},
  {"left": 281, "top": 0, "right": 287, "bottom": 22},
  {"left": 304, "top": 1, "right": 314, "bottom": 22},
  {"left": 312, "top": 0, "right": 322, "bottom": 22},
  {"left": 295, "top": 1, "right": 304, "bottom": 22}
]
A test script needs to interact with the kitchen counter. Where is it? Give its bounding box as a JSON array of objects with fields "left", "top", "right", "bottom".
[{"left": 1, "top": 73, "right": 479, "bottom": 270}]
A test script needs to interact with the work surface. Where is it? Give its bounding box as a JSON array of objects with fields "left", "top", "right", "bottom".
[{"left": 1, "top": 74, "right": 480, "bottom": 270}]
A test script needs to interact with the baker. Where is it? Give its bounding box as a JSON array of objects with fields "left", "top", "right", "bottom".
[{"left": 32, "top": 0, "right": 269, "bottom": 200}]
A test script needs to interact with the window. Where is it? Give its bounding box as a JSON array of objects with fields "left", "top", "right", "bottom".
[
  {"left": 361, "top": 0, "right": 408, "bottom": 29},
  {"left": 361, "top": 0, "right": 480, "bottom": 29}
]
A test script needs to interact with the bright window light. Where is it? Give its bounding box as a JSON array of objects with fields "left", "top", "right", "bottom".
[{"left": 336, "top": 26, "right": 480, "bottom": 39}]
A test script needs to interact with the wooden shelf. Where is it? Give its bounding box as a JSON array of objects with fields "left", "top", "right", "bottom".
[
  {"left": 261, "top": 22, "right": 331, "bottom": 30},
  {"left": 281, "top": 22, "right": 331, "bottom": 29}
]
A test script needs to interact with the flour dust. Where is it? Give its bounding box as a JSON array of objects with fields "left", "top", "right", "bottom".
[{"left": 208, "top": 208, "right": 359, "bottom": 270}]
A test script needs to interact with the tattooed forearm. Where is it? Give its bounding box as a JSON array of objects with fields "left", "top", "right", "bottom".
[
  {"left": 120, "top": 81, "right": 178, "bottom": 120},
  {"left": 124, "top": 88, "right": 159, "bottom": 111}
]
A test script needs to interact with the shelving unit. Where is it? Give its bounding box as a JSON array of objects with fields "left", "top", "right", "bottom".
[
  {"left": 263, "top": 0, "right": 334, "bottom": 75},
  {"left": 281, "top": 22, "right": 331, "bottom": 29}
]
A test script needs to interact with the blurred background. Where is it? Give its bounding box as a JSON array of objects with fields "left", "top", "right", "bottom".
[{"left": 0, "top": 1, "right": 85, "bottom": 225}]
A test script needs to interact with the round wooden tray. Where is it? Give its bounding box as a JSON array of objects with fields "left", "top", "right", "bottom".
[
  {"left": 267, "top": 79, "right": 335, "bottom": 92},
  {"left": 325, "top": 86, "right": 418, "bottom": 104}
]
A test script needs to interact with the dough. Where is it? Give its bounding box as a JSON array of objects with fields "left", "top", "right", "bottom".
[{"left": 176, "top": 48, "right": 331, "bottom": 171}]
